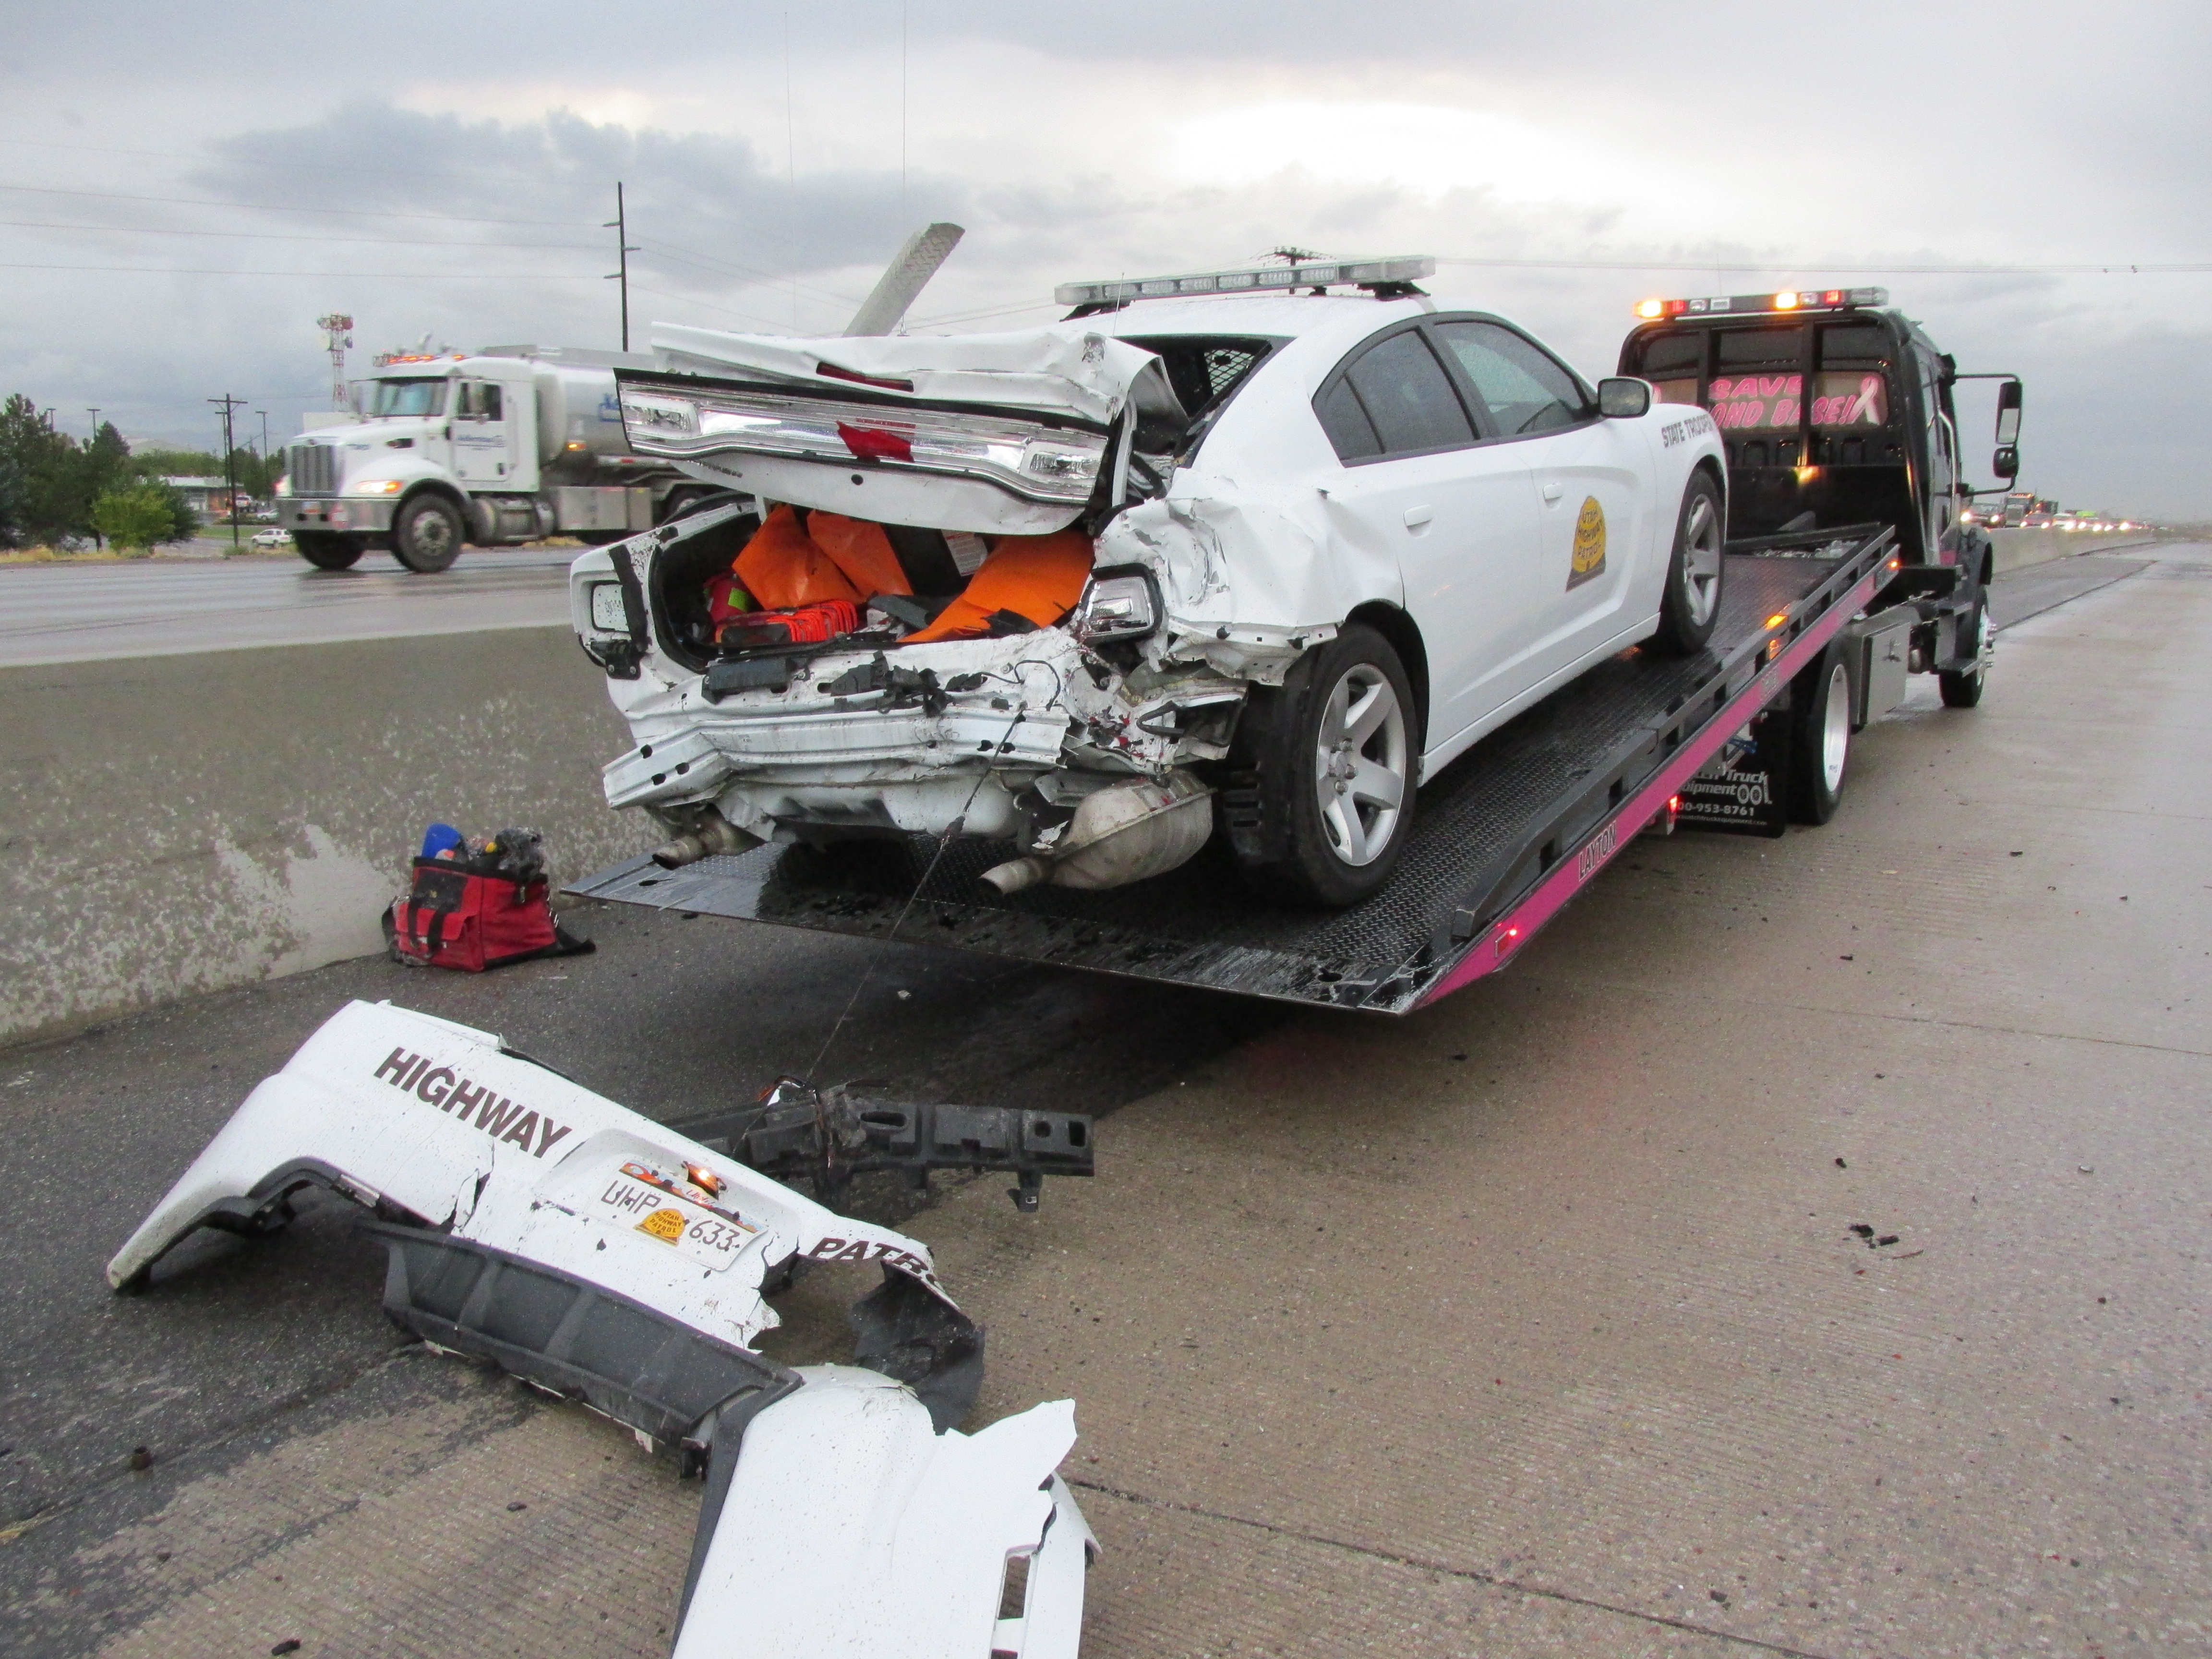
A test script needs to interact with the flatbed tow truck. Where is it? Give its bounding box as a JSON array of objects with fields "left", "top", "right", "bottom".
[{"left": 569, "top": 286, "right": 2021, "bottom": 1013}]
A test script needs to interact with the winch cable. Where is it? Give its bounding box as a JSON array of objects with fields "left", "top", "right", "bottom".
[{"left": 804, "top": 697, "right": 1034, "bottom": 1078}]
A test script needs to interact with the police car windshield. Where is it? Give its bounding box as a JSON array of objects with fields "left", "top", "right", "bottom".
[{"left": 371, "top": 378, "right": 448, "bottom": 418}]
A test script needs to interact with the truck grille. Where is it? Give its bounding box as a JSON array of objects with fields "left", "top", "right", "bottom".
[{"left": 288, "top": 442, "right": 337, "bottom": 496}]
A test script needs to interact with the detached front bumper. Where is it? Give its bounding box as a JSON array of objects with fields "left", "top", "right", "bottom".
[{"left": 282, "top": 497, "right": 397, "bottom": 535}]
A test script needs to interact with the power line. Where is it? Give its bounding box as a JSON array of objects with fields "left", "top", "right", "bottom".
[
  {"left": 1436, "top": 255, "right": 2212, "bottom": 276},
  {"left": 0, "top": 217, "right": 600, "bottom": 249},
  {"left": 0, "top": 261, "right": 606, "bottom": 278},
  {"left": 0, "top": 133, "right": 581, "bottom": 185},
  {"left": 635, "top": 238, "right": 860, "bottom": 306},
  {"left": 0, "top": 180, "right": 594, "bottom": 227}
]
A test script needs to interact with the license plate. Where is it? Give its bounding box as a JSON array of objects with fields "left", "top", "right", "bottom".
[{"left": 589, "top": 1168, "right": 758, "bottom": 1271}]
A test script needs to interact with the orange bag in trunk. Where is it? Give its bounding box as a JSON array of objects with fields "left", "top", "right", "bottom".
[
  {"left": 807, "top": 512, "right": 912, "bottom": 599},
  {"left": 903, "top": 531, "right": 1094, "bottom": 643},
  {"left": 734, "top": 505, "right": 862, "bottom": 609}
]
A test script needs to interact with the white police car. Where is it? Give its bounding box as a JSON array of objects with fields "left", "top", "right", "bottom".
[{"left": 571, "top": 255, "right": 1727, "bottom": 906}]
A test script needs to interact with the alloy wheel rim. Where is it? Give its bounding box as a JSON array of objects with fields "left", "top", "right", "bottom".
[
  {"left": 1314, "top": 664, "right": 1409, "bottom": 867},
  {"left": 1681, "top": 493, "right": 1722, "bottom": 627},
  {"left": 1822, "top": 661, "right": 1850, "bottom": 793}
]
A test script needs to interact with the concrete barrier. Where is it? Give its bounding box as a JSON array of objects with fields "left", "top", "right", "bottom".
[
  {"left": 0, "top": 626, "right": 649, "bottom": 1050},
  {"left": 1988, "top": 529, "right": 2163, "bottom": 574}
]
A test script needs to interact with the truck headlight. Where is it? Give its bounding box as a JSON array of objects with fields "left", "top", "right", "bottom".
[
  {"left": 587, "top": 582, "right": 629, "bottom": 633},
  {"left": 1073, "top": 569, "right": 1159, "bottom": 643},
  {"left": 349, "top": 478, "right": 405, "bottom": 495}
]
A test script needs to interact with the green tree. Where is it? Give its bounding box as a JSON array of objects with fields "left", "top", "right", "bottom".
[
  {"left": 0, "top": 395, "right": 79, "bottom": 545},
  {"left": 0, "top": 447, "right": 25, "bottom": 549},
  {"left": 91, "top": 483, "right": 192, "bottom": 552}
]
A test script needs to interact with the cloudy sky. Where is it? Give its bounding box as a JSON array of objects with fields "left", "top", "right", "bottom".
[{"left": 2, "top": 0, "right": 2204, "bottom": 515}]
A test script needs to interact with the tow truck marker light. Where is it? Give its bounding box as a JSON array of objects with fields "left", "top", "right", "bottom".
[{"left": 1764, "top": 612, "right": 1789, "bottom": 629}]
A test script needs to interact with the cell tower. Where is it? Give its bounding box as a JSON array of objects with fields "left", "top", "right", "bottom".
[{"left": 317, "top": 313, "right": 355, "bottom": 409}]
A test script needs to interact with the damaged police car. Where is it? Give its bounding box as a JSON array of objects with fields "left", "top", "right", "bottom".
[{"left": 571, "top": 254, "right": 1727, "bottom": 906}]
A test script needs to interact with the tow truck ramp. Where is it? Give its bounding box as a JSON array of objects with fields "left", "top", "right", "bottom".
[{"left": 570, "top": 526, "right": 1894, "bottom": 1013}]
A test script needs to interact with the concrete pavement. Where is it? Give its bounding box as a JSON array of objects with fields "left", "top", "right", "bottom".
[{"left": 5, "top": 548, "right": 2210, "bottom": 1657}]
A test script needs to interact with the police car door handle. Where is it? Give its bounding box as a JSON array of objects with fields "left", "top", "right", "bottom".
[
  {"left": 1541, "top": 482, "right": 1564, "bottom": 503},
  {"left": 1402, "top": 505, "right": 1433, "bottom": 528}
]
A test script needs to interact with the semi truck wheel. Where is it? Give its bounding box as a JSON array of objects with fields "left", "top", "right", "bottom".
[
  {"left": 295, "top": 532, "right": 362, "bottom": 571},
  {"left": 1231, "top": 624, "right": 1418, "bottom": 907},
  {"left": 1647, "top": 471, "right": 1725, "bottom": 656},
  {"left": 1939, "top": 595, "right": 1991, "bottom": 708},
  {"left": 1786, "top": 639, "right": 1854, "bottom": 825},
  {"left": 392, "top": 494, "right": 464, "bottom": 573}
]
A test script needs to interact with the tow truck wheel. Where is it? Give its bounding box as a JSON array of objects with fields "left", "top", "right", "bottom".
[
  {"left": 392, "top": 493, "right": 464, "bottom": 573},
  {"left": 294, "top": 532, "right": 362, "bottom": 571},
  {"left": 1939, "top": 597, "right": 1991, "bottom": 709},
  {"left": 1232, "top": 624, "right": 1418, "bottom": 908},
  {"left": 1647, "top": 471, "right": 1726, "bottom": 655},
  {"left": 1787, "top": 639, "right": 1854, "bottom": 825}
]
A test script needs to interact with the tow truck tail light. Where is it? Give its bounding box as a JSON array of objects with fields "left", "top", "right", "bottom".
[{"left": 1632, "top": 286, "right": 1888, "bottom": 320}]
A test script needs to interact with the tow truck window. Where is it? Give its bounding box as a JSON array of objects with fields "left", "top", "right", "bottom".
[
  {"left": 1432, "top": 321, "right": 1589, "bottom": 436},
  {"left": 370, "top": 378, "right": 447, "bottom": 418},
  {"left": 1323, "top": 329, "right": 1476, "bottom": 460},
  {"left": 1632, "top": 332, "right": 1704, "bottom": 407},
  {"left": 456, "top": 382, "right": 503, "bottom": 421}
]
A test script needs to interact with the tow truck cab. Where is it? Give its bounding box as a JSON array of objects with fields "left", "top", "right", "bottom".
[{"left": 1617, "top": 286, "right": 2022, "bottom": 704}]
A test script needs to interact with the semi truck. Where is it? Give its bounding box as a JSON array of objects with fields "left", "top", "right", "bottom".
[{"left": 275, "top": 345, "right": 713, "bottom": 572}]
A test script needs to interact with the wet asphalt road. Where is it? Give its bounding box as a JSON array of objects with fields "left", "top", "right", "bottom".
[
  {"left": 4, "top": 546, "right": 2206, "bottom": 1657},
  {"left": 0, "top": 546, "right": 573, "bottom": 666}
]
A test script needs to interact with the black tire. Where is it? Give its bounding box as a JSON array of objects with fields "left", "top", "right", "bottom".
[
  {"left": 1228, "top": 623, "right": 1419, "bottom": 907},
  {"left": 1786, "top": 638, "right": 1854, "bottom": 825},
  {"left": 392, "top": 493, "right": 465, "bottom": 573},
  {"left": 1648, "top": 470, "right": 1726, "bottom": 655},
  {"left": 657, "top": 486, "right": 734, "bottom": 526},
  {"left": 295, "top": 532, "right": 362, "bottom": 571},
  {"left": 1939, "top": 591, "right": 1990, "bottom": 709}
]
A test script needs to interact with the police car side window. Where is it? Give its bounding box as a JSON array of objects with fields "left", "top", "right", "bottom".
[
  {"left": 1434, "top": 321, "right": 1590, "bottom": 437},
  {"left": 1319, "top": 329, "right": 1476, "bottom": 462}
]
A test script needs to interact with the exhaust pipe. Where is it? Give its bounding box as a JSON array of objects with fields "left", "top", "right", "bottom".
[
  {"left": 651, "top": 807, "right": 763, "bottom": 869},
  {"left": 980, "top": 771, "right": 1212, "bottom": 896}
]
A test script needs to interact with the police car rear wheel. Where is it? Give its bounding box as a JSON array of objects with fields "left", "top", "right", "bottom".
[
  {"left": 393, "top": 494, "right": 464, "bottom": 573},
  {"left": 295, "top": 532, "right": 362, "bottom": 571}
]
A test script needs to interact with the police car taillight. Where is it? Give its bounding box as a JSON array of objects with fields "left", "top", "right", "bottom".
[
  {"left": 1055, "top": 255, "right": 1435, "bottom": 307},
  {"left": 1633, "top": 286, "right": 1889, "bottom": 320}
]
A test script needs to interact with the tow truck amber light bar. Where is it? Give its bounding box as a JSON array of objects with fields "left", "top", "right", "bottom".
[
  {"left": 618, "top": 380, "right": 1109, "bottom": 506},
  {"left": 1055, "top": 255, "right": 1435, "bottom": 307},
  {"left": 1634, "top": 286, "right": 1889, "bottom": 320}
]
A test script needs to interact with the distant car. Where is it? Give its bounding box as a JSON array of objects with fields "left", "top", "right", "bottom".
[{"left": 251, "top": 528, "right": 292, "bottom": 549}]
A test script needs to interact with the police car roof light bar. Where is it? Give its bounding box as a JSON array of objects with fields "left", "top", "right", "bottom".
[
  {"left": 1633, "top": 286, "right": 1890, "bottom": 322},
  {"left": 1055, "top": 255, "right": 1436, "bottom": 308}
]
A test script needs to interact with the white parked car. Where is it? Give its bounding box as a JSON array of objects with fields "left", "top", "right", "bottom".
[
  {"left": 571, "top": 255, "right": 1728, "bottom": 906},
  {"left": 250, "top": 527, "right": 292, "bottom": 549}
]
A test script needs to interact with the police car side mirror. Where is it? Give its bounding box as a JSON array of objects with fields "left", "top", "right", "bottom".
[
  {"left": 1992, "top": 445, "right": 2019, "bottom": 482},
  {"left": 1597, "top": 377, "right": 1651, "bottom": 419}
]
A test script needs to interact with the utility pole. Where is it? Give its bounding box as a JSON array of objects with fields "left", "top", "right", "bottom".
[
  {"left": 317, "top": 313, "right": 355, "bottom": 410},
  {"left": 254, "top": 410, "right": 269, "bottom": 494},
  {"left": 210, "top": 394, "right": 246, "bottom": 553},
  {"left": 86, "top": 407, "right": 101, "bottom": 440},
  {"left": 604, "top": 182, "right": 639, "bottom": 352}
]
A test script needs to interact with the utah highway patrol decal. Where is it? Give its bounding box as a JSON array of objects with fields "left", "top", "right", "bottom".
[{"left": 1568, "top": 496, "right": 1607, "bottom": 589}]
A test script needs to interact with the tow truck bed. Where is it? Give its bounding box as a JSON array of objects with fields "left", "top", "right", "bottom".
[{"left": 569, "top": 526, "right": 1893, "bottom": 1013}]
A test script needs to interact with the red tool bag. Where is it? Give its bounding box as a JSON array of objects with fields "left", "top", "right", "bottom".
[
  {"left": 387, "top": 859, "right": 593, "bottom": 973},
  {"left": 717, "top": 598, "right": 860, "bottom": 651}
]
